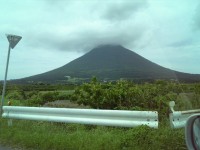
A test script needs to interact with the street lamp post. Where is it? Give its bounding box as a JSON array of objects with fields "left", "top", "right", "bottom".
[{"left": 0, "top": 34, "right": 22, "bottom": 115}]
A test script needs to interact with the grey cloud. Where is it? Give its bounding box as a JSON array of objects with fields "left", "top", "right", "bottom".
[
  {"left": 194, "top": 3, "right": 200, "bottom": 30},
  {"left": 102, "top": 0, "right": 148, "bottom": 21},
  {"left": 27, "top": 21, "right": 147, "bottom": 53},
  {"left": 4, "top": 0, "right": 149, "bottom": 54},
  {"left": 168, "top": 39, "right": 194, "bottom": 48},
  {"left": 43, "top": 0, "right": 73, "bottom": 11}
]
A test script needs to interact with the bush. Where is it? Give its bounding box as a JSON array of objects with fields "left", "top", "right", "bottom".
[
  {"left": 71, "top": 78, "right": 198, "bottom": 121},
  {"left": 57, "top": 92, "right": 70, "bottom": 100},
  {"left": 71, "top": 80, "right": 159, "bottom": 109},
  {"left": 6, "top": 90, "right": 25, "bottom": 100},
  {"left": 40, "top": 92, "right": 59, "bottom": 102},
  {"left": 26, "top": 92, "right": 59, "bottom": 106},
  {"left": 25, "top": 91, "right": 39, "bottom": 100}
]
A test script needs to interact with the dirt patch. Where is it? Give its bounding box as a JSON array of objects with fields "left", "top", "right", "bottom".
[{"left": 43, "top": 100, "right": 90, "bottom": 109}]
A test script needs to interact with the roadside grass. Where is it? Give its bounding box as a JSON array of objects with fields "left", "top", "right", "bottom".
[{"left": 0, "top": 118, "right": 187, "bottom": 150}]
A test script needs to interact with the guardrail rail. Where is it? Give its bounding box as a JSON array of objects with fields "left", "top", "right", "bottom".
[{"left": 2, "top": 106, "right": 158, "bottom": 128}]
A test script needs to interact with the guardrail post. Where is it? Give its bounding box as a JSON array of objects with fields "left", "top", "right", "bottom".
[
  {"left": 8, "top": 119, "right": 12, "bottom": 126},
  {"left": 169, "top": 101, "right": 200, "bottom": 128},
  {"left": 7, "top": 101, "right": 13, "bottom": 126}
]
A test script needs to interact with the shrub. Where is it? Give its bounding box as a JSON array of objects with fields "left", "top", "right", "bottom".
[
  {"left": 40, "top": 91, "right": 59, "bottom": 102},
  {"left": 71, "top": 78, "right": 197, "bottom": 121},
  {"left": 71, "top": 80, "right": 166, "bottom": 109},
  {"left": 26, "top": 92, "right": 59, "bottom": 106},
  {"left": 6, "top": 91, "right": 24, "bottom": 100},
  {"left": 57, "top": 92, "right": 70, "bottom": 100}
]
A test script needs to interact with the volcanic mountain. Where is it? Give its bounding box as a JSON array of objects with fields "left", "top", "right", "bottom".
[{"left": 19, "top": 45, "right": 200, "bottom": 83}]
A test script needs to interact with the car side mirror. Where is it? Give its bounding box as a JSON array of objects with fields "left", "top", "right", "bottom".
[{"left": 185, "top": 114, "right": 200, "bottom": 150}]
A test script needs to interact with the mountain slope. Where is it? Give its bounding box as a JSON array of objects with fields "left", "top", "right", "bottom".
[{"left": 19, "top": 45, "right": 200, "bottom": 82}]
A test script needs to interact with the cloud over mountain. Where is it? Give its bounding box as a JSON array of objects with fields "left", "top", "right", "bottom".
[{"left": 0, "top": 0, "right": 200, "bottom": 80}]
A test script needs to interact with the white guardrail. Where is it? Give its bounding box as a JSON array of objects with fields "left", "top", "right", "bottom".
[
  {"left": 2, "top": 106, "right": 158, "bottom": 128},
  {"left": 169, "top": 101, "right": 200, "bottom": 128}
]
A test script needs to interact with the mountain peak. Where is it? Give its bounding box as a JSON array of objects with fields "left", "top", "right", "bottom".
[
  {"left": 18, "top": 44, "right": 200, "bottom": 83},
  {"left": 95, "top": 44, "right": 123, "bottom": 49},
  {"left": 87, "top": 44, "right": 132, "bottom": 57}
]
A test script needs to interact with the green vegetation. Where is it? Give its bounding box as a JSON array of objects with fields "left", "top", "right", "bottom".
[
  {"left": 71, "top": 78, "right": 200, "bottom": 120},
  {"left": 1, "top": 79, "right": 200, "bottom": 149},
  {"left": 0, "top": 118, "right": 186, "bottom": 150},
  {"left": 3, "top": 84, "right": 75, "bottom": 106}
]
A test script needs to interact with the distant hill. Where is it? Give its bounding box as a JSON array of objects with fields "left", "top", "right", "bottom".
[{"left": 17, "top": 45, "right": 200, "bottom": 83}]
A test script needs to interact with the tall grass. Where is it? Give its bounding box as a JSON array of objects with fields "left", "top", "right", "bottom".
[{"left": 0, "top": 118, "right": 186, "bottom": 150}]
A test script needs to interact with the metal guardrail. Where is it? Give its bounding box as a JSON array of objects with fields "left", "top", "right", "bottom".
[
  {"left": 2, "top": 106, "right": 158, "bottom": 128},
  {"left": 169, "top": 101, "right": 200, "bottom": 128}
]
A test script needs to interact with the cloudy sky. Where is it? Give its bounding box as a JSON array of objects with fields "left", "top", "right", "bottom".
[{"left": 0, "top": 0, "right": 200, "bottom": 80}]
